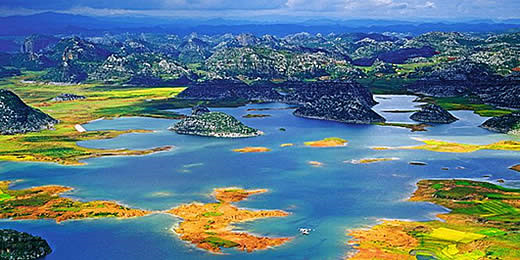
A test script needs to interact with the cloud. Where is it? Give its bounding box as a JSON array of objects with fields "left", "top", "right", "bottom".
[
  {"left": 421, "top": 1, "right": 436, "bottom": 9},
  {"left": 285, "top": 0, "right": 348, "bottom": 11},
  {"left": 0, "top": 0, "right": 519, "bottom": 19}
]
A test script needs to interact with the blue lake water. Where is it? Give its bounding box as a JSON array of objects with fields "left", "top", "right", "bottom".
[{"left": 0, "top": 95, "right": 519, "bottom": 259}]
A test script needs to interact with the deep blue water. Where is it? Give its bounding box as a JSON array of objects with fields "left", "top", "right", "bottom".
[{"left": 0, "top": 95, "right": 519, "bottom": 259}]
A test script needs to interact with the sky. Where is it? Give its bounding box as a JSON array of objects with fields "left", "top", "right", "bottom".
[{"left": 1, "top": 0, "right": 519, "bottom": 21}]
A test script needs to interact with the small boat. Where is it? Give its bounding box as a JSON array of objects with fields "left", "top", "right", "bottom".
[{"left": 299, "top": 228, "right": 312, "bottom": 235}]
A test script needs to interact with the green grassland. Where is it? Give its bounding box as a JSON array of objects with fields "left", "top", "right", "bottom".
[
  {"left": 0, "top": 72, "right": 188, "bottom": 165},
  {"left": 420, "top": 96, "right": 512, "bottom": 117}
]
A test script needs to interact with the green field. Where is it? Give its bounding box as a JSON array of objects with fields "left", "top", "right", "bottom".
[{"left": 0, "top": 72, "right": 188, "bottom": 165}]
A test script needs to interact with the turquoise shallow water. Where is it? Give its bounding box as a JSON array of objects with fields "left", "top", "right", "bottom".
[{"left": 0, "top": 95, "right": 519, "bottom": 259}]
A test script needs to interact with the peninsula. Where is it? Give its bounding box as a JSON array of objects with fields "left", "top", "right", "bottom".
[
  {"left": 348, "top": 179, "right": 520, "bottom": 259},
  {"left": 0, "top": 181, "right": 150, "bottom": 222}
]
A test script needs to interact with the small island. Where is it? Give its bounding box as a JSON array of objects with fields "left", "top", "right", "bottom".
[
  {"left": 170, "top": 106, "right": 263, "bottom": 138},
  {"left": 167, "top": 188, "right": 291, "bottom": 254},
  {"left": 349, "top": 158, "right": 399, "bottom": 164},
  {"left": 375, "top": 122, "right": 429, "bottom": 132},
  {"left": 409, "top": 104, "right": 458, "bottom": 124},
  {"left": 305, "top": 137, "right": 348, "bottom": 147},
  {"left": 232, "top": 147, "right": 271, "bottom": 153},
  {"left": 511, "top": 164, "right": 520, "bottom": 172},
  {"left": 0, "top": 229, "right": 52, "bottom": 260},
  {"left": 242, "top": 114, "right": 271, "bottom": 118},
  {"left": 348, "top": 179, "right": 520, "bottom": 259},
  {"left": 0, "top": 181, "right": 150, "bottom": 222}
]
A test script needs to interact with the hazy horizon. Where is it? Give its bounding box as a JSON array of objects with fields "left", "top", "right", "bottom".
[{"left": 1, "top": 0, "right": 520, "bottom": 22}]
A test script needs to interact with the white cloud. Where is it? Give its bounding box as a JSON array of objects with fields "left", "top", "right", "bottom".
[{"left": 423, "top": 1, "right": 436, "bottom": 8}]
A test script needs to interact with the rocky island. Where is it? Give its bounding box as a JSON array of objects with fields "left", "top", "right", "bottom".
[
  {"left": 480, "top": 112, "right": 520, "bottom": 135},
  {"left": 0, "top": 181, "right": 150, "bottom": 222},
  {"left": 0, "top": 89, "right": 58, "bottom": 135},
  {"left": 348, "top": 179, "right": 520, "bottom": 259},
  {"left": 294, "top": 98, "right": 385, "bottom": 124},
  {"left": 409, "top": 104, "right": 458, "bottom": 124},
  {"left": 167, "top": 188, "right": 290, "bottom": 254},
  {"left": 0, "top": 229, "right": 52, "bottom": 260},
  {"left": 169, "top": 106, "right": 263, "bottom": 138}
]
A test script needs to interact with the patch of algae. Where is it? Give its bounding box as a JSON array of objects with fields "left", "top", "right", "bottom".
[{"left": 167, "top": 188, "right": 291, "bottom": 254}]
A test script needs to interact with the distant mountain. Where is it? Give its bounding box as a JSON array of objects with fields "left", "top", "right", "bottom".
[{"left": 1, "top": 12, "right": 519, "bottom": 37}]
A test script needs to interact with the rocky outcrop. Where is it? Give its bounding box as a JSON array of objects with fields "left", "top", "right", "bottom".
[
  {"left": 0, "top": 229, "right": 52, "bottom": 260},
  {"left": 191, "top": 105, "right": 210, "bottom": 115},
  {"left": 0, "top": 89, "right": 58, "bottom": 135},
  {"left": 410, "top": 104, "right": 458, "bottom": 124},
  {"left": 377, "top": 46, "right": 436, "bottom": 64},
  {"left": 407, "top": 61, "right": 493, "bottom": 97},
  {"left": 169, "top": 107, "right": 262, "bottom": 138},
  {"left": 281, "top": 81, "right": 378, "bottom": 107},
  {"left": 294, "top": 98, "right": 385, "bottom": 124},
  {"left": 51, "top": 93, "right": 86, "bottom": 102},
  {"left": 89, "top": 53, "right": 194, "bottom": 85},
  {"left": 177, "top": 38, "right": 212, "bottom": 64},
  {"left": 178, "top": 80, "right": 384, "bottom": 124},
  {"left": 476, "top": 81, "right": 520, "bottom": 109},
  {"left": 177, "top": 80, "right": 283, "bottom": 102},
  {"left": 480, "top": 112, "right": 520, "bottom": 135},
  {"left": 282, "top": 81, "right": 384, "bottom": 124},
  {"left": 21, "top": 34, "right": 59, "bottom": 54}
]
